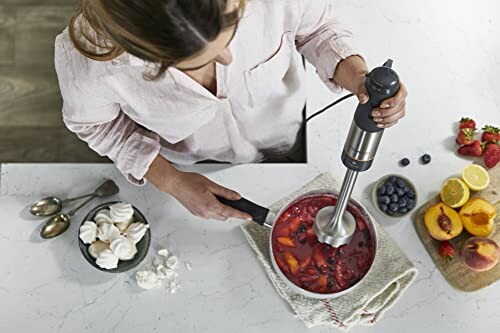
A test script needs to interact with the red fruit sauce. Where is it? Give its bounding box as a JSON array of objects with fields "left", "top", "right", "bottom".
[{"left": 271, "top": 195, "right": 375, "bottom": 294}]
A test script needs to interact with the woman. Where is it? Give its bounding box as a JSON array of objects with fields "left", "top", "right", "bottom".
[{"left": 55, "top": 0, "right": 407, "bottom": 221}]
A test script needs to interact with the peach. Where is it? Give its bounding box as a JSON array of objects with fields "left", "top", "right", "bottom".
[
  {"left": 462, "top": 237, "right": 499, "bottom": 272},
  {"left": 459, "top": 199, "right": 497, "bottom": 237},
  {"left": 283, "top": 252, "right": 299, "bottom": 274},
  {"left": 424, "top": 203, "right": 463, "bottom": 241}
]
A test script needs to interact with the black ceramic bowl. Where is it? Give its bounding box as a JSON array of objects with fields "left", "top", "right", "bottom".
[{"left": 78, "top": 201, "right": 151, "bottom": 273}]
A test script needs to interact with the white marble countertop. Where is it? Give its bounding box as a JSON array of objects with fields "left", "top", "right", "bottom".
[{"left": 1, "top": 0, "right": 499, "bottom": 332}]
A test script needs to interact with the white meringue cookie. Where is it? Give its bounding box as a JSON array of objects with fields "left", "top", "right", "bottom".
[
  {"left": 115, "top": 220, "right": 132, "bottom": 233},
  {"left": 97, "top": 222, "right": 120, "bottom": 243},
  {"left": 136, "top": 270, "right": 161, "bottom": 290},
  {"left": 94, "top": 209, "right": 113, "bottom": 225},
  {"left": 110, "top": 236, "right": 137, "bottom": 260},
  {"left": 79, "top": 221, "right": 97, "bottom": 244},
  {"left": 165, "top": 255, "right": 178, "bottom": 269},
  {"left": 125, "top": 222, "right": 149, "bottom": 244},
  {"left": 158, "top": 249, "right": 169, "bottom": 257},
  {"left": 155, "top": 264, "right": 177, "bottom": 280},
  {"left": 109, "top": 202, "right": 134, "bottom": 223},
  {"left": 88, "top": 240, "right": 110, "bottom": 259},
  {"left": 96, "top": 249, "right": 119, "bottom": 269}
]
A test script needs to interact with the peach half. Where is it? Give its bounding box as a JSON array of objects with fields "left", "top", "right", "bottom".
[
  {"left": 424, "top": 203, "right": 463, "bottom": 241},
  {"left": 462, "top": 237, "right": 499, "bottom": 272},
  {"left": 459, "top": 198, "right": 497, "bottom": 237}
]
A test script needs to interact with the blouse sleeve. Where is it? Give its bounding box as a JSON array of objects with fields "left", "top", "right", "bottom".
[
  {"left": 55, "top": 36, "right": 161, "bottom": 185},
  {"left": 295, "top": 0, "right": 363, "bottom": 93}
]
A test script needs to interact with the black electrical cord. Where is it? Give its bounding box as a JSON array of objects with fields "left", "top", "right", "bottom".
[{"left": 305, "top": 93, "right": 355, "bottom": 123}]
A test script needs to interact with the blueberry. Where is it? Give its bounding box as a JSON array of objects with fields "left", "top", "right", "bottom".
[
  {"left": 397, "top": 188, "right": 405, "bottom": 196},
  {"left": 407, "top": 199, "right": 415, "bottom": 210},
  {"left": 398, "top": 207, "right": 409, "bottom": 214},
  {"left": 386, "top": 185, "right": 395, "bottom": 195},
  {"left": 388, "top": 176, "right": 398, "bottom": 184},
  {"left": 382, "top": 196, "right": 391, "bottom": 204},
  {"left": 391, "top": 194, "right": 399, "bottom": 203},
  {"left": 396, "top": 179, "right": 406, "bottom": 189},
  {"left": 421, "top": 154, "right": 432, "bottom": 164},
  {"left": 377, "top": 186, "right": 386, "bottom": 196},
  {"left": 407, "top": 191, "right": 416, "bottom": 199},
  {"left": 389, "top": 203, "right": 399, "bottom": 212},
  {"left": 400, "top": 158, "right": 410, "bottom": 167},
  {"left": 399, "top": 197, "right": 408, "bottom": 207},
  {"left": 387, "top": 210, "right": 395, "bottom": 216},
  {"left": 380, "top": 204, "right": 388, "bottom": 212},
  {"left": 403, "top": 186, "right": 411, "bottom": 193}
]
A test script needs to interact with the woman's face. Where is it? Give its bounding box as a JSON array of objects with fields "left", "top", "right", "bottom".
[{"left": 175, "top": 0, "right": 239, "bottom": 71}]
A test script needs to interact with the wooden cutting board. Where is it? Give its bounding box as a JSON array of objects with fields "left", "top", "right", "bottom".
[{"left": 414, "top": 164, "right": 500, "bottom": 292}]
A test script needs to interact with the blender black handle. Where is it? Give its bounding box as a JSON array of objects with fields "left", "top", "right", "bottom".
[
  {"left": 355, "top": 59, "right": 400, "bottom": 133},
  {"left": 215, "top": 195, "right": 270, "bottom": 226}
]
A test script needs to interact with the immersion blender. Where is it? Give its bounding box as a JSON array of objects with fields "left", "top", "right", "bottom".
[{"left": 313, "top": 59, "right": 401, "bottom": 247}]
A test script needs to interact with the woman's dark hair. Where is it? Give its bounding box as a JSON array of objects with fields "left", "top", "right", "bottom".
[{"left": 69, "top": 0, "right": 245, "bottom": 79}]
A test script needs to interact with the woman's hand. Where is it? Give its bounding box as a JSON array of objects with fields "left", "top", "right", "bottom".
[
  {"left": 146, "top": 155, "right": 251, "bottom": 221},
  {"left": 165, "top": 171, "right": 252, "bottom": 221},
  {"left": 333, "top": 55, "right": 408, "bottom": 128}
]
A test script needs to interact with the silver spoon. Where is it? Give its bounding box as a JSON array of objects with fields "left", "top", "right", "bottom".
[
  {"left": 40, "top": 181, "right": 119, "bottom": 239},
  {"left": 30, "top": 180, "right": 119, "bottom": 217}
]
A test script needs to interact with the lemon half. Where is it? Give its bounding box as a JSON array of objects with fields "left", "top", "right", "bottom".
[
  {"left": 440, "top": 178, "right": 470, "bottom": 208},
  {"left": 462, "top": 164, "right": 490, "bottom": 191}
]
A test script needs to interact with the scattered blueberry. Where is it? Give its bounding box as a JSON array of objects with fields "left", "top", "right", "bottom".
[
  {"left": 389, "top": 203, "right": 399, "bottom": 212},
  {"left": 391, "top": 194, "right": 399, "bottom": 203},
  {"left": 386, "top": 185, "right": 395, "bottom": 195},
  {"left": 421, "top": 154, "right": 432, "bottom": 164},
  {"left": 380, "top": 204, "right": 388, "bottom": 212},
  {"left": 400, "top": 158, "right": 410, "bottom": 167}
]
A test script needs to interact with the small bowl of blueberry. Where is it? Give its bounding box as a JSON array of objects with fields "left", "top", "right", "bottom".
[{"left": 372, "top": 175, "right": 417, "bottom": 218}]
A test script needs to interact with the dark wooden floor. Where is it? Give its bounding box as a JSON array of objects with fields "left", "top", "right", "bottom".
[{"left": 0, "top": 0, "right": 108, "bottom": 162}]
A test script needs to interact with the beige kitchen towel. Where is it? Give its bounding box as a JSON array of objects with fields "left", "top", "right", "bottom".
[{"left": 241, "top": 173, "right": 418, "bottom": 330}]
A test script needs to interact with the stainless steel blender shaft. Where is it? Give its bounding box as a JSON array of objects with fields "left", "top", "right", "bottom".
[
  {"left": 313, "top": 169, "right": 358, "bottom": 247},
  {"left": 326, "top": 169, "right": 358, "bottom": 231}
]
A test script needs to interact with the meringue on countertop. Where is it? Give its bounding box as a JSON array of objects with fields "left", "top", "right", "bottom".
[
  {"left": 96, "top": 249, "right": 119, "bottom": 269},
  {"left": 166, "top": 255, "right": 178, "bottom": 269},
  {"left": 79, "top": 221, "right": 97, "bottom": 244},
  {"left": 110, "top": 235, "right": 137, "bottom": 260},
  {"left": 125, "top": 222, "right": 149, "bottom": 244},
  {"left": 136, "top": 271, "right": 161, "bottom": 290}
]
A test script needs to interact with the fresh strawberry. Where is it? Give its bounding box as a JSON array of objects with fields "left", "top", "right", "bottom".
[
  {"left": 438, "top": 241, "right": 455, "bottom": 262},
  {"left": 483, "top": 143, "right": 500, "bottom": 169},
  {"left": 459, "top": 117, "right": 476, "bottom": 130},
  {"left": 481, "top": 125, "right": 500, "bottom": 143},
  {"left": 457, "top": 140, "right": 483, "bottom": 157},
  {"left": 455, "top": 128, "right": 475, "bottom": 145}
]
